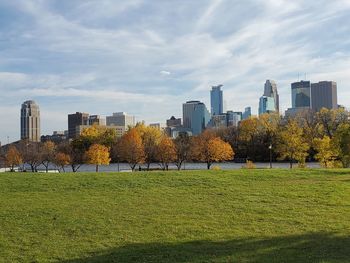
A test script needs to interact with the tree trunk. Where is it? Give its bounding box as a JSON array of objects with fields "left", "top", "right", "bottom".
[
  {"left": 207, "top": 162, "right": 211, "bottom": 170},
  {"left": 290, "top": 160, "right": 293, "bottom": 169},
  {"left": 96, "top": 165, "right": 99, "bottom": 172}
]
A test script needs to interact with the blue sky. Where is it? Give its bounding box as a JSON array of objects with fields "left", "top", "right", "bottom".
[{"left": 1, "top": 0, "right": 350, "bottom": 143}]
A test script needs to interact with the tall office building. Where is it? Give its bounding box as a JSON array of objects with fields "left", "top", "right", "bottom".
[
  {"left": 259, "top": 96, "right": 275, "bottom": 115},
  {"left": 210, "top": 85, "right": 223, "bottom": 115},
  {"left": 21, "top": 100, "right": 41, "bottom": 142},
  {"left": 311, "top": 81, "right": 338, "bottom": 112},
  {"left": 292, "top": 81, "right": 311, "bottom": 108},
  {"left": 106, "top": 112, "right": 135, "bottom": 130},
  {"left": 227, "top": 111, "right": 242, "bottom": 127},
  {"left": 183, "top": 101, "right": 210, "bottom": 135},
  {"left": 242, "top": 107, "right": 252, "bottom": 120},
  {"left": 264, "top": 80, "right": 279, "bottom": 112},
  {"left": 88, "top": 115, "right": 106, "bottom": 126},
  {"left": 68, "top": 112, "right": 89, "bottom": 139}
]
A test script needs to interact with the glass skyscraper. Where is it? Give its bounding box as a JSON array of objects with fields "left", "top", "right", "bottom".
[
  {"left": 183, "top": 101, "right": 210, "bottom": 135},
  {"left": 291, "top": 81, "right": 311, "bottom": 108},
  {"left": 210, "top": 85, "right": 223, "bottom": 115},
  {"left": 263, "top": 80, "right": 279, "bottom": 112}
]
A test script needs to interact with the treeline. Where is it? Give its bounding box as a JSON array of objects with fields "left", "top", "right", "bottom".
[
  {"left": 1, "top": 124, "right": 233, "bottom": 172},
  {"left": 1, "top": 108, "right": 350, "bottom": 172}
]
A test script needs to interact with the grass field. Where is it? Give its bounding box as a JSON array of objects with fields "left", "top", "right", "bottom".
[{"left": 0, "top": 169, "right": 349, "bottom": 262}]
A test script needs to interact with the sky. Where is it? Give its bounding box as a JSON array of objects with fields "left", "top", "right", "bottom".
[{"left": 1, "top": 0, "right": 350, "bottom": 144}]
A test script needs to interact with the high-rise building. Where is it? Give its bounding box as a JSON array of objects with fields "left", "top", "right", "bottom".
[
  {"left": 106, "top": 112, "right": 135, "bottom": 130},
  {"left": 242, "top": 107, "right": 252, "bottom": 120},
  {"left": 210, "top": 85, "right": 223, "bottom": 115},
  {"left": 311, "top": 81, "right": 338, "bottom": 112},
  {"left": 264, "top": 80, "right": 279, "bottom": 112},
  {"left": 68, "top": 112, "right": 89, "bottom": 139},
  {"left": 88, "top": 115, "right": 106, "bottom": 126},
  {"left": 21, "top": 100, "right": 41, "bottom": 142},
  {"left": 259, "top": 96, "right": 275, "bottom": 115},
  {"left": 292, "top": 81, "right": 311, "bottom": 108},
  {"left": 183, "top": 101, "right": 210, "bottom": 135}
]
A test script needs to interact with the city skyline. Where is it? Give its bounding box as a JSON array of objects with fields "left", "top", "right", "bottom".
[{"left": 1, "top": 1, "right": 350, "bottom": 143}]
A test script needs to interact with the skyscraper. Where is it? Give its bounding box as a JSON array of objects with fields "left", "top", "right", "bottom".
[
  {"left": 106, "top": 112, "right": 135, "bottom": 130},
  {"left": 264, "top": 80, "right": 279, "bottom": 112},
  {"left": 183, "top": 101, "right": 210, "bottom": 135},
  {"left": 259, "top": 96, "right": 275, "bottom": 115},
  {"left": 242, "top": 107, "right": 252, "bottom": 120},
  {"left": 68, "top": 112, "right": 89, "bottom": 139},
  {"left": 291, "top": 81, "right": 311, "bottom": 108},
  {"left": 311, "top": 81, "right": 338, "bottom": 112},
  {"left": 21, "top": 100, "right": 40, "bottom": 142},
  {"left": 210, "top": 85, "right": 223, "bottom": 115}
]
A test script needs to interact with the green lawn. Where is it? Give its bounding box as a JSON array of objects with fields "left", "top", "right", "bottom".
[{"left": 0, "top": 169, "right": 349, "bottom": 262}]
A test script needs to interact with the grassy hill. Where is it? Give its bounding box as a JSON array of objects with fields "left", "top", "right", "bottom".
[{"left": 0, "top": 169, "right": 349, "bottom": 262}]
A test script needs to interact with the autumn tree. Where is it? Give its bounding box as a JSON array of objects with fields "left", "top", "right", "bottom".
[
  {"left": 156, "top": 135, "right": 176, "bottom": 170},
  {"left": 18, "top": 141, "right": 42, "bottom": 172},
  {"left": 86, "top": 144, "right": 111, "bottom": 172},
  {"left": 57, "top": 141, "right": 85, "bottom": 172},
  {"left": 275, "top": 120, "right": 310, "bottom": 168},
  {"left": 191, "top": 130, "right": 234, "bottom": 169},
  {"left": 238, "top": 117, "right": 259, "bottom": 161},
  {"left": 119, "top": 128, "right": 145, "bottom": 171},
  {"left": 174, "top": 132, "right": 191, "bottom": 170},
  {"left": 313, "top": 136, "right": 339, "bottom": 168},
  {"left": 141, "top": 126, "right": 163, "bottom": 170},
  {"left": 5, "top": 146, "right": 23, "bottom": 172},
  {"left": 41, "top": 141, "right": 56, "bottom": 172},
  {"left": 54, "top": 152, "right": 71, "bottom": 172},
  {"left": 333, "top": 124, "right": 350, "bottom": 167},
  {"left": 317, "top": 108, "right": 349, "bottom": 138}
]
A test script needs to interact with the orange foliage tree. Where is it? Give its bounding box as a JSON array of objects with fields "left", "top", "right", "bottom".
[
  {"left": 156, "top": 135, "right": 177, "bottom": 170},
  {"left": 191, "top": 130, "right": 234, "bottom": 169},
  {"left": 54, "top": 152, "right": 71, "bottom": 172},
  {"left": 85, "top": 144, "right": 111, "bottom": 172},
  {"left": 5, "top": 146, "right": 23, "bottom": 172},
  {"left": 119, "top": 128, "right": 145, "bottom": 171}
]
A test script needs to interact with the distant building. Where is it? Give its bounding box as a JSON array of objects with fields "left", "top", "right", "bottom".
[
  {"left": 88, "top": 115, "right": 106, "bottom": 126},
  {"left": 242, "top": 107, "right": 252, "bottom": 120},
  {"left": 292, "top": 80, "right": 311, "bottom": 108},
  {"left": 106, "top": 112, "right": 135, "bottom": 130},
  {"left": 311, "top": 81, "right": 338, "bottom": 112},
  {"left": 149, "top": 123, "right": 166, "bottom": 130},
  {"left": 259, "top": 96, "right": 275, "bottom": 115},
  {"left": 166, "top": 127, "right": 193, "bottom": 138},
  {"left": 227, "top": 111, "right": 242, "bottom": 127},
  {"left": 21, "top": 100, "right": 41, "bottom": 142},
  {"left": 166, "top": 116, "right": 182, "bottom": 127},
  {"left": 264, "top": 80, "right": 279, "bottom": 113},
  {"left": 183, "top": 101, "right": 210, "bottom": 135},
  {"left": 210, "top": 85, "right": 223, "bottom": 115},
  {"left": 68, "top": 112, "right": 89, "bottom": 139},
  {"left": 285, "top": 107, "right": 312, "bottom": 118},
  {"left": 76, "top": 125, "right": 125, "bottom": 138},
  {"left": 41, "top": 131, "right": 68, "bottom": 144},
  {"left": 210, "top": 114, "right": 228, "bottom": 128}
]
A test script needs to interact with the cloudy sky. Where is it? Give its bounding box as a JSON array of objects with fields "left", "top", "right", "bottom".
[{"left": 1, "top": 0, "right": 350, "bottom": 143}]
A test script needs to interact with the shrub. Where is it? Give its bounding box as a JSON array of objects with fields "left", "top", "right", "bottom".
[{"left": 242, "top": 160, "right": 256, "bottom": 169}]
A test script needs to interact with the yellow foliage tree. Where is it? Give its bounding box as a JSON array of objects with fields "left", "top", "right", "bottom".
[
  {"left": 5, "top": 146, "right": 23, "bottom": 172},
  {"left": 141, "top": 126, "right": 163, "bottom": 170},
  {"left": 191, "top": 131, "right": 234, "bottom": 169},
  {"left": 313, "top": 136, "right": 340, "bottom": 168},
  {"left": 276, "top": 120, "right": 310, "bottom": 168},
  {"left": 86, "top": 144, "right": 111, "bottom": 172},
  {"left": 41, "top": 141, "right": 56, "bottom": 172},
  {"left": 156, "top": 135, "right": 177, "bottom": 170},
  {"left": 54, "top": 152, "right": 71, "bottom": 172},
  {"left": 119, "top": 128, "right": 145, "bottom": 171}
]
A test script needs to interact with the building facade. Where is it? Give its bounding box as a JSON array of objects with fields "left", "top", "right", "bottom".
[
  {"left": 264, "top": 80, "right": 279, "bottom": 112},
  {"left": 68, "top": 112, "right": 89, "bottom": 139},
  {"left": 106, "top": 112, "right": 135, "bottom": 130},
  {"left": 292, "top": 81, "right": 311, "bottom": 108},
  {"left": 242, "top": 107, "right": 252, "bottom": 120},
  {"left": 88, "top": 115, "right": 106, "bottom": 126},
  {"left": 183, "top": 101, "right": 210, "bottom": 135},
  {"left": 21, "top": 100, "right": 41, "bottom": 142},
  {"left": 210, "top": 85, "right": 223, "bottom": 115},
  {"left": 166, "top": 116, "right": 182, "bottom": 127},
  {"left": 311, "top": 81, "right": 338, "bottom": 112},
  {"left": 259, "top": 96, "right": 275, "bottom": 115},
  {"left": 227, "top": 111, "right": 242, "bottom": 127}
]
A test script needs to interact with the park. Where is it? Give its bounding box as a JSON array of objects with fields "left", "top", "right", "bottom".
[{"left": 0, "top": 169, "right": 349, "bottom": 262}]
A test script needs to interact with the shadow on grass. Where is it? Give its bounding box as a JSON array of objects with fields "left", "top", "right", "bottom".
[{"left": 61, "top": 232, "right": 350, "bottom": 263}]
